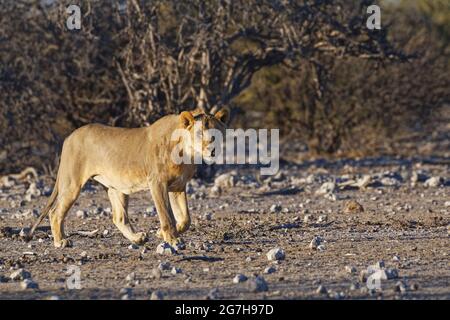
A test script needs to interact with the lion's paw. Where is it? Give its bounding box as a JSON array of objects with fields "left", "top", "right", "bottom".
[
  {"left": 132, "top": 232, "right": 147, "bottom": 245},
  {"left": 54, "top": 239, "right": 72, "bottom": 248}
]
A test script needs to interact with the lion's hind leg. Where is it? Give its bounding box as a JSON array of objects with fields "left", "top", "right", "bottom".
[
  {"left": 107, "top": 188, "right": 147, "bottom": 245},
  {"left": 49, "top": 184, "right": 81, "bottom": 248}
]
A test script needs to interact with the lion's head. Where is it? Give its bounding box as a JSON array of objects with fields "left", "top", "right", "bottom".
[{"left": 176, "top": 107, "right": 229, "bottom": 164}]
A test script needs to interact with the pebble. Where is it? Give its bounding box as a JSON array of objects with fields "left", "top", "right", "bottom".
[
  {"left": 171, "top": 267, "right": 182, "bottom": 275},
  {"left": 410, "top": 283, "right": 419, "bottom": 291},
  {"left": 317, "top": 244, "right": 326, "bottom": 251},
  {"left": 380, "top": 177, "right": 400, "bottom": 187},
  {"left": 316, "top": 285, "right": 328, "bottom": 294},
  {"left": 209, "top": 185, "right": 221, "bottom": 196},
  {"left": 444, "top": 201, "right": 450, "bottom": 207},
  {"left": 264, "top": 266, "right": 277, "bottom": 274},
  {"left": 150, "top": 290, "right": 164, "bottom": 300},
  {"left": 214, "top": 173, "right": 236, "bottom": 189},
  {"left": 246, "top": 276, "right": 268, "bottom": 292},
  {"left": 156, "top": 242, "right": 176, "bottom": 255},
  {"left": 394, "top": 281, "right": 407, "bottom": 294},
  {"left": 21, "top": 279, "right": 39, "bottom": 290},
  {"left": 128, "top": 244, "right": 138, "bottom": 250},
  {"left": 233, "top": 274, "right": 248, "bottom": 284},
  {"left": 345, "top": 266, "right": 357, "bottom": 274},
  {"left": 145, "top": 206, "right": 157, "bottom": 217},
  {"left": 270, "top": 204, "right": 282, "bottom": 213},
  {"left": 349, "top": 283, "right": 360, "bottom": 291},
  {"left": 26, "top": 183, "right": 41, "bottom": 199},
  {"left": 158, "top": 262, "right": 171, "bottom": 271},
  {"left": 125, "top": 272, "right": 136, "bottom": 282},
  {"left": 324, "top": 193, "right": 338, "bottom": 201},
  {"left": 316, "top": 182, "right": 336, "bottom": 195},
  {"left": 207, "top": 288, "right": 220, "bottom": 300},
  {"left": 424, "top": 177, "right": 443, "bottom": 188},
  {"left": 344, "top": 200, "right": 364, "bottom": 214},
  {"left": 317, "top": 215, "right": 328, "bottom": 223},
  {"left": 203, "top": 212, "right": 213, "bottom": 221},
  {"left": 309, "top": 236, "right": 323, "bottom": 250},
  {"left": 303, "top": 214, "right": 313, "bottom": 223},
  {"left": 120, "top": 287, "right": 132, "bottom": 295},
  {"left": 10, "top": 269, "right": 31, "bottom": 281},
  {"left": 266, "top": 248, "right": 285, "bottom": 261},
  {"left": 76, "top": 210, "right": 88, "bottom": 219}
]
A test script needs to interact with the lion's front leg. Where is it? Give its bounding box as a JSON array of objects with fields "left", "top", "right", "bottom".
[
  {"left": 150, "top": 182, "right": 180, "bottom": 246},
  {"left": 169, "top": 190, "right": 191, "bottom": 234}
]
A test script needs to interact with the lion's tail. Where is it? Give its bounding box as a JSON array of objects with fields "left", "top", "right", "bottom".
[{"left": 25, "top": 176, "right": 59, "bottom": 241}]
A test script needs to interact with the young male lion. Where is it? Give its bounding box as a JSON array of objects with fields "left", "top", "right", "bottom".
[{"left": 26, "top": 108, "right": 229, "bottom": 248}]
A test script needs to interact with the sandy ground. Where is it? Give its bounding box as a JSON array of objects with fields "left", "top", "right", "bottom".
[{"left": 0, "top": 159, "right": 449, "bottom": 300}]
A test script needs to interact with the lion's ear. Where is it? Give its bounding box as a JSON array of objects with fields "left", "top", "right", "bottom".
[
  {"left": 214, "top": 107, "right": 230, "bottom": 124},
  {"left": 180, "top": 111, "right": 195, "bottom": 128}
]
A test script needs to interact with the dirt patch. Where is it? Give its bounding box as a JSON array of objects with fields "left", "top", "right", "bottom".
[{"left": 0, "top": 161, "right": 448, "bottom": 300}]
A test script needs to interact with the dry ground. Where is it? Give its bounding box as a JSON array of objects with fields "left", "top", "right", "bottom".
[{"left": 0, "top": 160, "right": 449, "bottom": 300}]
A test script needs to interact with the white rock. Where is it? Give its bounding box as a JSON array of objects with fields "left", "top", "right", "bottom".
[
  {"left": 316, "top": 285, "right": 328, "bottom": 294},
  {"left": 150, "top": 290, "right": 164, "bottom": 300},
  {"left": 324, "top": 193, "right": 338, "bottom": 201},
  {"left": 266, "top": 248, "right": 285, "bottom": 261},
  {"left": 26, "top": 183, "right": 41, "bottom": 198},
  {"left": 445, "top": 201, "right": 450, "bottom": 207},
  {"left": 270, "top": 204, "right": 282, "bottom": 213},
  {"left": 171, "top": 267, "right": 182, "bottom": 275},
  {"left": 125, "top": 272, "right": 136, "bottom": 282},
  {"left": 214, "top": 173, "right": 236, "bottom": 189},
  {"left": 76, "top": 210, "right": 88, "bottom": 219},
  {"left": 246, "top": 276, "right": 268, "bottom": 292},
  {"left": 316, "top": 182, "right": 336, "bottom": 195},
  {"left": 264, "top": 266, "right": 276, "bottom": 274},
  {"left": 345, "top": 266, "right": 357, "bottom": 274},
  {"left": 303, "top": 214, "right": 313, "bottom": 223},
  {"left": 380, "top": 177, "right": 400, "bottom": 187},
  {"left": 21, "top": 279, "right": 38, "bottom": 290},
  {"left": 424, "top": 177, "right": 443, "bottom": 188},
  {"left": 209, "top": 185, "right": 221, "bottom": 196},
  {"left": 309, "top": 236, "right": 323, "bottom": 250},
  {"left": 232, "top": 274, "right": 248, "bottom": 284},
  {"left": 10, "top": 269, "right": 31, "bottom": 281},
  {"left": 156, "top": 242, "right": 176, "bottom": 255},
  {"left": 394, "top": 281, "right": 407, "bottom": 294},
  {"left": 145, "top": 206, "right": 157, "bottom": 217},
  {"left": 207, "top": 288, "right": 220, "bottom": 300}
]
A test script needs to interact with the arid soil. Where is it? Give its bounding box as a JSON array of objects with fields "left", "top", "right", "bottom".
[{"left": 0, "top": 160, "right": 449, "bottom": 300}]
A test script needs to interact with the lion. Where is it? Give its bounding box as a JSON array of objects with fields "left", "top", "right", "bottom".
[{"left": 26, "top": 108, "right": 229, "bottom": 248}]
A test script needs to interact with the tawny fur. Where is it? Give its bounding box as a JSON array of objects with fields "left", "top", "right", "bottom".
[{"left": 27, "top": 108, "right": 229, "bottom": 248}]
